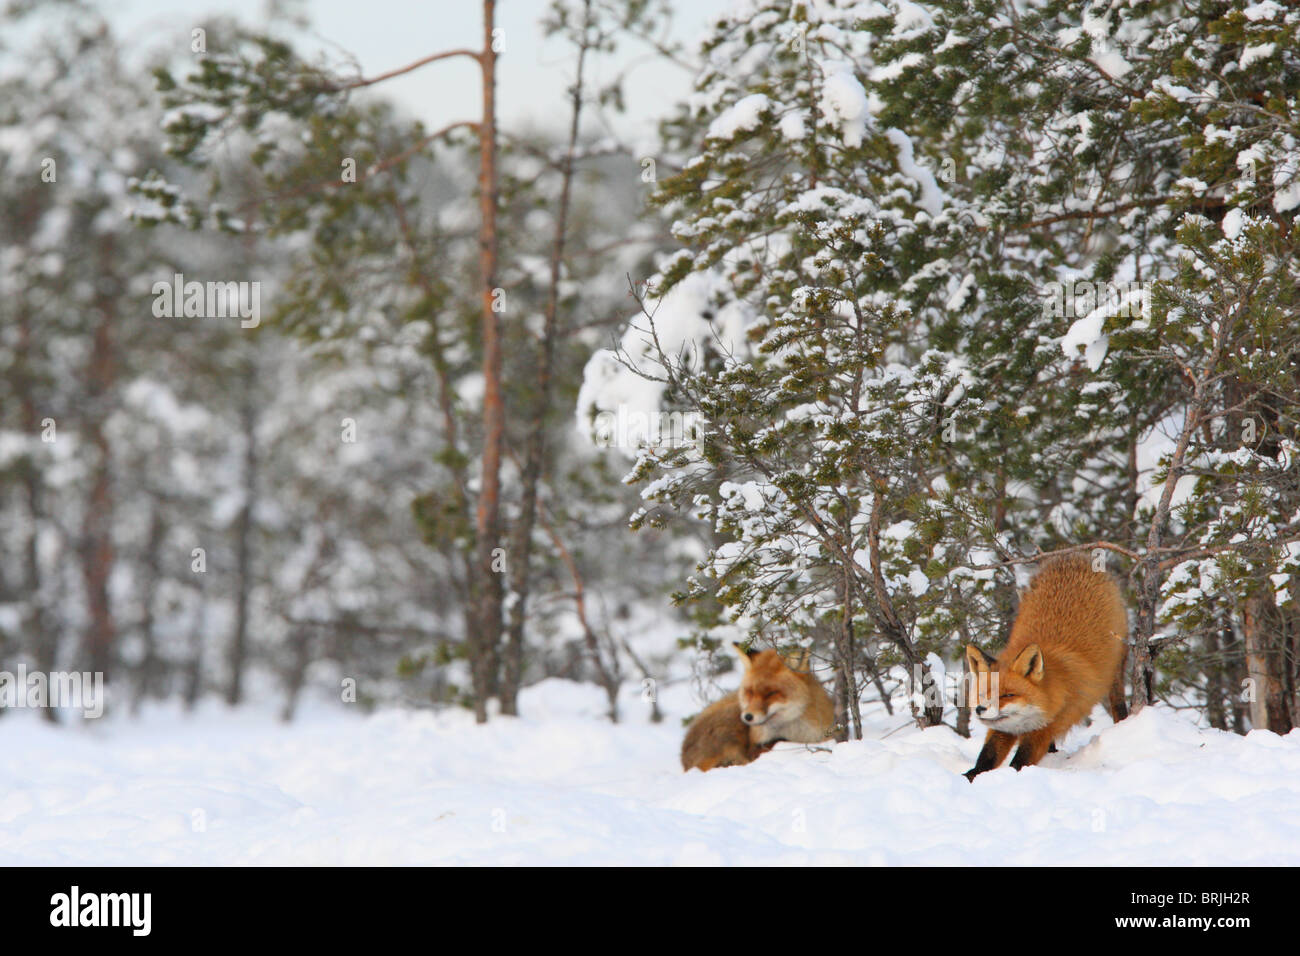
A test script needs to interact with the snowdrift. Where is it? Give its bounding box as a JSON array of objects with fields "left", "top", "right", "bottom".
[{"left": 2, "top": 679, "right": 1297, "bottom": 865}]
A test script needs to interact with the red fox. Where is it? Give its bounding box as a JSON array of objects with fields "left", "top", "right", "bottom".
[
  {"left": 964, "top": 555, "right": 1128, "bottom": 780},
  {"left": 681, "top": 643, "right": 835, "bottom": 772}
]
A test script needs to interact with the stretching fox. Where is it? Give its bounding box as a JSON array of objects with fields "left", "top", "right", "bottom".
[
  {"left": 681, "top": 644, "right": 834, "bottom": 772},
  {"left": 964, "top": 555, "right": 1128, "bottom": 780}
]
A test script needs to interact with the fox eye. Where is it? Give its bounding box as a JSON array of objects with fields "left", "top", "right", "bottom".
[{"left": 999, "top": 694, "right": 1014, "bottom": 700}]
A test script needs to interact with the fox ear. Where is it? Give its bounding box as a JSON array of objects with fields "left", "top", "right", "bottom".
[
  {"left": 731, "top": 642, "right": 756, "bottom": 668},
  {"left": 965, "top": 644, "right": 995, "bottom": 671},
  {"left": 1011, "top": 644, "right": 1045, "bottom": 682}
]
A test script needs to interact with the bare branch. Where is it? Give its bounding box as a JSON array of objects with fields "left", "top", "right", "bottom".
[{"left": 330, "top": 48, "right": 481, "bottom": 91}]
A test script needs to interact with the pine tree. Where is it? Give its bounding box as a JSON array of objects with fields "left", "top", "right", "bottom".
[{"left": 585, "top": 0, "right": 1300, "bottom": 731}]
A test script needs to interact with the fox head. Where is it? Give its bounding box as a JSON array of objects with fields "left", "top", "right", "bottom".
[
  {"left": 733, "top": 643, "right": 807, "bottom": 728},
  {"left": 965, "top": 643, "right": 1049, "bottom": 734}
]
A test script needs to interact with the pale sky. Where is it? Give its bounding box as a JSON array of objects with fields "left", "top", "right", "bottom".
[{"left": 103, "top": 0, "right": 733, "bottom": 140}]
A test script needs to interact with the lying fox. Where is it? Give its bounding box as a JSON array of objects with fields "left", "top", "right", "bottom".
[
  {"left": 681, "top": 643, "right": 835, "bottom": 772},
  {"left": 964, "top": 555, "right": 1128, "bottom": 780}
]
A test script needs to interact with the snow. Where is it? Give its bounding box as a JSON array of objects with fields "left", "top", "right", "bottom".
[
  {"left": 819, "top": 63, "right": 871, "bottom": 148},
  {"left": 779, "top": 110, "right": 807, "bottom": 142},
  {"left": 884, "top": 127, "right": 945, "bottom": 217},
  {"left": 945, "top": 272, "right": 976, "bottom": 311},
  {"left": 1242, "top": 1, "right": 1283, "bottom": 20},
  {"left": 870, "top": 51, "right": 924, "bottom": 82},
  {"left": 935, "top": 32, "right": 969, "bottom": 54},
  {"left": 720, "top": 480, "right": 768, "bottom": 512},
  {"left": 1272, "top": 140, "right": 1300, "bottom": 213},
  {"left": 1061, "top": 312, "right": 1110, "bottom": 371},
  {"left": 1133, "top": 409, "right": 1200, "bottom": 515},
  {"left": 888, "top": 0, "right": 934, "bottom": 39},
  {"left": 1222, "top": 207, "right": 1245, "bottom": 240},
  {"left": 1075, "top": 10, "right": 1134, "bottom": 80},
  {"left": 576, "top": 269, "right": 755, "bottom": 455},
  {"left": 706, "top": 93, "right": 770, "bottom": 141},
  {"left": 1239, "top": 43, "right": 1275, "bottom": 70},
  {"left": 159, "top": 103, "right": 225, "bottom": 130},
  {"left": 1151, "top": 78, "right": 1198, "bottom": 103},
  {"left": 3, "top": 680, "right": 1297, "bottom": 865},
  {"left": 1090, "top": 49, "right": 1133, "bottom": 81}
]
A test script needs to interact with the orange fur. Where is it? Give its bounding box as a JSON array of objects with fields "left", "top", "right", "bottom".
[
  {"left": 681, "top": 645, "right": 834, "bottom": 772},
  {"left": 964, "top": 555, "right": 1128, "bottom": 780}
]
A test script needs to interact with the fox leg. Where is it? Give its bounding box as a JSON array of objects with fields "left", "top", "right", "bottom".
[
  {"left": 1106, "top": 671, "right": 1128, "bottom": 721},
  {"left": 964, "top": 730, "right": 1016, "bottom": 780},
  {"left": 1009, "top": 728, "right": 1053, "bottom": 770},
  {"left": 1107, "top": 640, "right": 1129, "bottom": 721}
]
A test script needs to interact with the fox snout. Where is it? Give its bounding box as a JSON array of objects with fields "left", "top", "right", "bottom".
[
  {"left": 974, "top": 698, "right": 1007, "bottom": 723},
  {"left": 977, "top": 700, "right": 1047, "bottom": 734}
]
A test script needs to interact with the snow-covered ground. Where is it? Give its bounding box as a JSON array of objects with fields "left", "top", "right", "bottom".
[{"left": 3, "top": 679, "right": 1298, "bottom": 865}]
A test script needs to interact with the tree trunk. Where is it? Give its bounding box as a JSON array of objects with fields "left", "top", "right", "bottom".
[
  {"left": 1228, "top": 625, "right": 1250, "bottom": 735},
  {"left": 1204, "top": 618, "right": 1228, "bottom": 731},
  {"left": 469, "top": 0, "right": 504, "bottom": 723},
  {"left": 499, "top": 0, "right": 593, "bottom": 717},
  {"left": 917, "top": 660, "right": 945, "bottom": 728},
  {"left": 1130, "top": 566, "right": 1159, "bottom": 711},
  {"left": 1235, "top": 381, "right": 1297, "bottom": 735},
  {"left": 16, "top": 308, "right": 58, "bottom": 723},
  {"left": 864, "top": 656, "right": 893, "bottom": 716},
  {"left": 832, "top": 659, "right": 849, "bottom": 743},
  {"left": 616, "top": 634, "right": 662, "bottom": 723},
  {"left": 1128, "top": 310, "right": 1235, "bottom": 713},
  {"left": 956, "top": 654, "right": 972, "bottom": 739},
  {"left": 280, "top": 628, "right": 312, "bottom": 722},
  {"left": 862, "top": 489, "right": 939, "bottom": 726},
  {"left": 836, "top": 546, "right": 862, "bottom": 739},
  {"left": 132, "top": 502, "right": 166, "bottom": 713},
  {"left": 80, "top": 307, "right": 116, "bottom": 684},
  {"left": 183, "top": 598, "right": 205, "bottom": 711},
  {"left": 1242, "top": 588, "right": 1294, "bottom": 733},
  {"left": 539, "top": 507, "right": 620, "bottom": 721},
  {"left": 1283, "top": 607, "right": 1299, "bottom": 731},
  {"left": 226, "top": 388, "right": 257, "bottom": 706}
]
